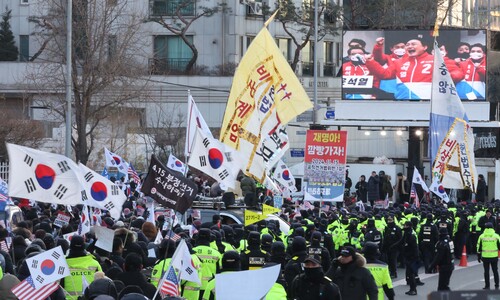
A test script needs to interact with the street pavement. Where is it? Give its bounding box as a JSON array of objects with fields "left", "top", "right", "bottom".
[{"left": 390, "top": 257, "right": 494, "bottom": 299}]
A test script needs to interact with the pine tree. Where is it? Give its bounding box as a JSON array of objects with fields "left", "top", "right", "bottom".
[{"left": 0, "top": 8, "right": 19, "bottom": 61}]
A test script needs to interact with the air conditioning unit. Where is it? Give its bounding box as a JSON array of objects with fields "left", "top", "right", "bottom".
[{"left": 249, "top": 2, "right": 263, "bottom": 15}]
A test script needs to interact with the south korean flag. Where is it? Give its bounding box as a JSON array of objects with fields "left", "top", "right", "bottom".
[
  {"left": 26, "top": 246, "right": 69, "bottom": 289},
  {"left": 272, "top": 160, "right": 297, "bottom": 193},
  {"left": 7, "top": 143, "right": 83, "bottom": 205},
  {"left": 78, "top": 163, "right": 127, "bottom": 220},
  {"left": 187, "top": 128, "right": 242, "bottom": 189}
]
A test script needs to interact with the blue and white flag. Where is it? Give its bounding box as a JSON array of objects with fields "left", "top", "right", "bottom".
[{"left": 429, "top": 40, "right": 477, "bottom": 191}]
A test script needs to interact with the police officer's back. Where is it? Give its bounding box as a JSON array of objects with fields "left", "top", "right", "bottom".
[
  {"left": 240, "top": 231, "right": 270, "bottom": 270},
  {"left": 363, "top": 242, "right": 394, "bottom": 300},
  {"left": 284, "top": 236, "right": 308, "bottom": 288},
  {"left": 308, "top": 231, "right": 331, "bottom": 271},
  {"left": 429, "top": 228, "right": 455, "bottom": 291}
]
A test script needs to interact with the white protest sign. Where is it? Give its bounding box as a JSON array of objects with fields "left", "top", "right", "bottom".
[
  {"left": 94, "top": 226, "right": 115, "bottom": 252},
  {"left": 54, "top": 213, "right": 71, "bottom": 228}
]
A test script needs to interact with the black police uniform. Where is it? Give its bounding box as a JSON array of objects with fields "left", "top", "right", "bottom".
[{"left": 429, "top": 228, "right": 455, "bottom": 291}]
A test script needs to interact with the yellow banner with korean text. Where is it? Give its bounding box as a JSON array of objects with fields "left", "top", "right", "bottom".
[{"left": 220, "top": 22, "right": 313, "bottom": 183}]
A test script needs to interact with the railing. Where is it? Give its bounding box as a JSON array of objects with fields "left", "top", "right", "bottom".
[
  {"left": 149, "top": 58, "right": 191, "bottom": 75},
  {"left": 0, "top": 162, "right": 9, "bottom": 183},
  {"left": 323, "top": 63, "right": 336, "bottom": 76},
  {"left": 302, "top": 62, "right": 315, "bottom": 76},
  {"left": 151, "top": 1, "right": 195, "bottom": 17}
]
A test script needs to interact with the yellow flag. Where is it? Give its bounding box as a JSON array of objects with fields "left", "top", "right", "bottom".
[
  {"left": 220, "top": 25, "right": 313, "bottom": 182},
  {"left": 244, "top": 209, "right": 267, "bottom": 226},
  {"left": 262, "top": 203, "right": 280, "bottom": 215}
]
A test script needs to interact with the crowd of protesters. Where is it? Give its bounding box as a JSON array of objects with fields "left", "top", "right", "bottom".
[{"left": 0, "top": 169, "right": 495, "bottom": 300}]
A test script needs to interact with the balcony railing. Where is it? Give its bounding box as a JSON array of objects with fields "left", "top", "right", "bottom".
[
  {"left": 151, "top": 1, "right": 195, "bottom": 16},
  {"left": 323, "top": 63, "right": 335, "bottom": 76},
  {"left": 149, "top": 58, "right": 191, "bottom": 74}
]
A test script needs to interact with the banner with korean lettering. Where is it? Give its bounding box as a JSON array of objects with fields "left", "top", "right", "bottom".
[
  {"left": 303, "top": 130, "right": 347, "bottom": 202},
  {"left": 141, "top": 155, "right": 198, "bottom": 214},
  {"left": 219, "top": 20, "right": 312, "bottom": 183},
  {"left": 429, "top": 40, "right": 477, "bottom": 191}
]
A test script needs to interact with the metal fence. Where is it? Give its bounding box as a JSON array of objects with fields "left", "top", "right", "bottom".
[{"left": 0, "top": 162, "right": 8, "bottom": 183}]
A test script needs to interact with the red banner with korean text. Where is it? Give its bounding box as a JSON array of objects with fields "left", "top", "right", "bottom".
[{"left": 303, "top": 130, "right": 348, "bottom": 202}]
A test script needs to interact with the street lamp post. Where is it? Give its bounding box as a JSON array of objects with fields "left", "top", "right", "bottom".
[{"left": 65, "top": 0, "right": 72, "bottom": 158}]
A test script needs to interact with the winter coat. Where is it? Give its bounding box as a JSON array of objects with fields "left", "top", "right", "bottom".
[
  {"left": 367, "top": 175, "right": 380, "bottom": 202},
  {"left": 327, "top": 253, "right": 379, "bottom": 300}
]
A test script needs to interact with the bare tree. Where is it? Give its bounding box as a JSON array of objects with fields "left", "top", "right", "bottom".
[
  {"left": 141, "top": 104, "right": 186, "bottom": 164},
  {"left": 27, "top": 0, "right": 151, "bottom": 164},
  {"left": 273, "top": 0, "right": 341, "bottom": 71},
  {"left": 0, "top": 97, "right": 44, "bottom": 160},
  {"left": 342, "top": 0, "right": 460, "bottom": 30},
  {"left": 151, "top": 0, "right": 229, "bottom": 73}
]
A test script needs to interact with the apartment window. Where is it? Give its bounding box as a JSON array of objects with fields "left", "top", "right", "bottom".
[
  {"left": 151, "top": 0, "right": 195, "bottom": 16},
  {"left": 324, "top": 41, "right": 334, "bottom": 76},
  {"left": 246, "top": 36, "right": 255, "bottom": 51},
  {"left": 276, "top": 38, "right": 291, "bottom": 61},
  {"left": 302, "top": 42, "right": 315, "bottom": 76},
  {"left": 153, "top": 35, "right": 193, "bottom": 73},
  {"left": 19, "top": 35, "right": 29, "bottom": 61}
]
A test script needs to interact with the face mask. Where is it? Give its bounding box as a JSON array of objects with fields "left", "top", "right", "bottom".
[
  {"left": 350, "top": 54, "right": 365, "bottom": 65},
  {"left": 304, "top": 267, "right": 324, "bottom": 281},
  {"left": 457, "top": 52, "right": 469, "bottom": 59},
  {"left": 470, "top": 53, "right": 483, "bottom": 60},
  {"left": 387, "top": 222, "right": 394, "bottom": 227},
  {"left": 341, "top": 220, "right": 349, "bottom": 225},
  {"left": 393, "top": 48, "right": 405, "bottom": 56}
]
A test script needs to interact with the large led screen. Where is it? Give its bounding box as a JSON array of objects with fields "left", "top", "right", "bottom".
[{"left": 341, "top": 30, "right": 487, "bottom": 101}]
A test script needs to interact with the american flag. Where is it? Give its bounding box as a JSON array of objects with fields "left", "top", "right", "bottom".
[
  {"left": 0, "top": 239, "right": 10, "bottom": 252},
  {"left": 410, "top": 184, "right": 420, "bottom": 208},
  {"left": 165, "top": 230, "right": 181, "bottom": 242},
  {"left": 11, "top": 276, "right": 59, "bottom": 300},
  {"left": 127, "top": 163, "right": 141, "bottom": 185},
  {"left": 160, "top": 265, "right": 180, "bottom": 297}
]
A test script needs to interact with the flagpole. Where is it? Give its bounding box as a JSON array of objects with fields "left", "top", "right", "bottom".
[{"left": 153, "top": 220, "right": 174, "bottom": 299}]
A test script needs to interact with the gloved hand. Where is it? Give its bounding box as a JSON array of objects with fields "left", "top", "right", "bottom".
[{"left": 478, "top": 254, "right": 482, "bottom": 263}]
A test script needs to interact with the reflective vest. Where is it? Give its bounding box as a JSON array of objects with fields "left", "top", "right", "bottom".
[
  {"left": 0, "top": 265, "right": 3, "bottom": 281},
  {"left": 193, "top": 245, "right": 222, "bottom": 290},
  {"left": 151, "top": 258, "right": 172, "bottom": 287},
  {"left": 181, "top": 254, "right": 203, "bottom": 300},
  {"left": 478, "top": 228, "right": 500, "bottom": 258},
  {"left": 265, "top": 282, "right": 287, "bottom": 299},
  {"left": 64, "top": 255, "right": 102, "bottom": 300},
  {"left": 365, "top": 262, "right": 393, "bottom": 300}
]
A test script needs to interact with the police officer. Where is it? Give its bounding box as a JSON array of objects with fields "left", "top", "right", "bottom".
[
  {"left": 240, "top": 231, "right": 270, "bottom": 270},
  {"left": 382, "top": 216, "right": 402, "bottom": 278},
  {"left": 289, "top": 255, "right": 341, "bottom": 300},
  {"left": 308, "top": 231, "right": 331, "bottom": 271},
  {"left": 429, "top": 227, "right": 455, "bottom": 291},
  {"left": 202, "top": 251, "right": 241, "bottom": 300},
  {"left": 477, "top": 222, "right": 500, "bottom": 289},
  {"left": 418, "top": 213, "right": 438, "bottom": 273},
  {"left": 364, "top": 219, "right": 382, "bottom": 248},
  {"left": 62, "top": 235, "right": 102, "bottom": 300},
  {"left": 194, "top": 228, "right": 222, "bottom": 297},
  {"left": 363, "top": 242, "right": 395, "bottom": 300},
  {"left": 284, "top": 236, "right": 308, "bottom": 289}
]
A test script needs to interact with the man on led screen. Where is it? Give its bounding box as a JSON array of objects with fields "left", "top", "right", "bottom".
[{"left": 364, "top": 35, "right": 464, "bottom": 100}]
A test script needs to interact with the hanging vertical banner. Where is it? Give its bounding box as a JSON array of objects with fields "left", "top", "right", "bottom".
[{"left": 303, "top": 130, "right": 347, "bottom": 202}]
